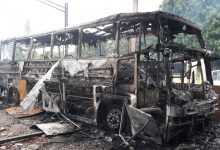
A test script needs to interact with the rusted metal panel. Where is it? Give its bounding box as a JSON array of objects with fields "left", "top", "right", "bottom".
[
  {"left": 34, "top": 122, "right": 76, "bottom": 136},
  {"left": 0, "top": 131, "right": 44, "bottom": 144},
  {"left": 18, "top": 80, "right": 27, "bottom": 100},
  {"left": 4, "top": 106, "right": 43, "bottom": 118}
]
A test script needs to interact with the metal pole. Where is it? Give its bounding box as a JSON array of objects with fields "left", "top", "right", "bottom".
[
  {"left": 133, "top": 0, "right": 138, "bottom": 12},
  {"left": 65, "top": 3, "right": 68, "bottom": 27},
  {"left": 36, "top": 0, "right": 68, "bottom": 27},
  {"left": 133, "top": 0, "right": 138, "bottom": 108},
  {"left": 63, "top": 3, "right": 68, "bottom": 106},
  {"left": 64, "top": 3, "right": 68, "bottom": 56}
]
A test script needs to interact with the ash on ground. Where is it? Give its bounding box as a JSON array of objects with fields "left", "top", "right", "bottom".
[{"left": 1, "top": 109, "right": 220, "bottom": 150}]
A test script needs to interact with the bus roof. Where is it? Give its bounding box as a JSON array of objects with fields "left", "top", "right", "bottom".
[{"left": 1, "top": 11, "right": 201, "bottom": 43}]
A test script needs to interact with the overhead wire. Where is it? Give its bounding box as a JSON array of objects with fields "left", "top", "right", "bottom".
[{"left": 36, "top": 0, "right": 64, "bottom": 12}]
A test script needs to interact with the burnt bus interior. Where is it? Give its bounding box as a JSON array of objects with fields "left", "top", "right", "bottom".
[{"left": 0, "top": 11, "right": 218, "bottom": 143}]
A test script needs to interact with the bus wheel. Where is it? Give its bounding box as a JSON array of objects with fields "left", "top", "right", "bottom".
[{"left": 104, "top": 105, "right": 122, "bottom": 132}]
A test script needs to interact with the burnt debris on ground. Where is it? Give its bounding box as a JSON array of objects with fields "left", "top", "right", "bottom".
[
  {"left": 0, "top": 109, "right": 110, "bottom": 150},
  {"left": 1, "top": 106, "right": 220, "bottom": 149}
]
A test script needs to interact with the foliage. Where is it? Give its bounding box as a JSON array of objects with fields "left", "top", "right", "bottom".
[
  {"left": 203, "top": 12, "right": 220, "bottom": 52},
  {"left": 161, "top": 0, "right": 220, "bottom": 53}
]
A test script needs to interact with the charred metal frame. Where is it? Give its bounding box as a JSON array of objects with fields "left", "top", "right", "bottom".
[{"left": 0, "top": 11, "right": 218, "bottom": 143}]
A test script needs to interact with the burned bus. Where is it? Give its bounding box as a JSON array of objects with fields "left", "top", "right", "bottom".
[{"left": 0, "top": 11, "right": 218, "bottom": 143}]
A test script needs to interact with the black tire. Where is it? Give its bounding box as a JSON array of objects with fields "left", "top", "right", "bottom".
[{"left": 104, "top": 105, "right": 122, "bottom": 132}]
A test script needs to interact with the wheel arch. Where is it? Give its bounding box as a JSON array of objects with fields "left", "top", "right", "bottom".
[{"left": 96, "top": 97, "right": 124, "bottom": 128}]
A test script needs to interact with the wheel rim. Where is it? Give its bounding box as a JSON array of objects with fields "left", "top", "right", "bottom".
[{"left": 106, "top": 108, "right": 121, "bottom": 130}]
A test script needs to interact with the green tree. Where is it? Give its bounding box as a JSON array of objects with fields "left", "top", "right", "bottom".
[
  {"left": 161, "top": 0, "right": 220, "bottom": 52},
  {"left": 203, "top": 10, "right": 220, "bottom": 52}
]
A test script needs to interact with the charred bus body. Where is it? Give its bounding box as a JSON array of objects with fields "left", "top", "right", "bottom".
[{"left": 0, "top": 11, "right": 218, "bottom": 143}]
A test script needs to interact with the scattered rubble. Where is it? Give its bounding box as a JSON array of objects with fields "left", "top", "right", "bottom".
[
  {"left": 0, "top": 146, "right": 6, "bottom": 150},
  {"left": 11, "top": 143, "right": 23, "bottom": 150},
  {"left": 25, "top": 144, "right": 39, "bottom": 150},
  {"left": 0, "top": 128, "right": 5, "bottom": 132},
  {"left": 1, "top": 108, "right": 220, "bottom": 149}
]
